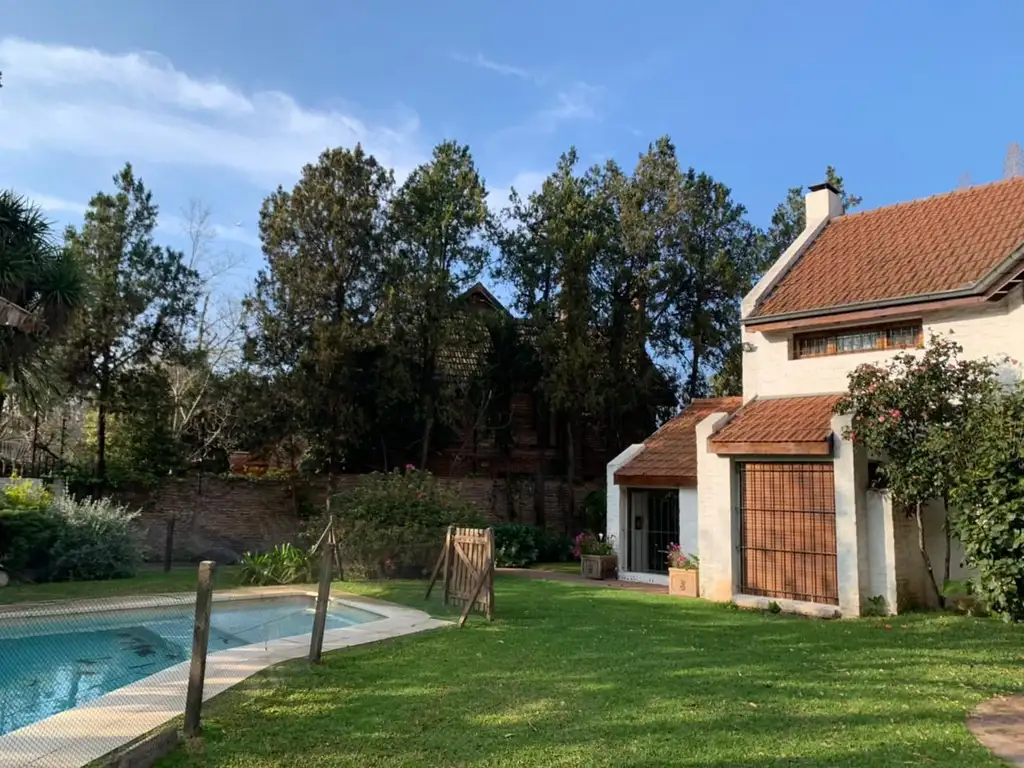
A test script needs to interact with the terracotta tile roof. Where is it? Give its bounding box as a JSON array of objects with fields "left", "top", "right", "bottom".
[
  {"left": 709, "top": 395, "right": 843, "bottom": 456},
  {"left": 614, "top": 397, "right": 743, "bottom": 486},
  {"left": 751, "top": 176, "right": 1024, "bottom": 320}
]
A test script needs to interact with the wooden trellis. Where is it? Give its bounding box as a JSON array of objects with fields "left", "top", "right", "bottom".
[{"left": 426, "top": 526, "right": 495, "bottom": 627}]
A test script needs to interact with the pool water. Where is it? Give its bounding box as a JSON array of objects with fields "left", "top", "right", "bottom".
[{"left": 0, "top": 596, "right": 381, "bottom": 736}]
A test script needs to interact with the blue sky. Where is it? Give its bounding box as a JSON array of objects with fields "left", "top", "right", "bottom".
[{"left": 2, "top": 1, "right": 1024, "bottom": 304}]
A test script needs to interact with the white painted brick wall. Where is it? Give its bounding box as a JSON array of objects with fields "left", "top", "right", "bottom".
[
  {"left": 743, "top": 289, "right": 1024, "bottom": 399},
  {"left": 832, "top": 414, "right": 866, "bottom": 616},
  {"left": 864, "top": 491, "right": 898, "bottom": 612},
  {"left": 606, "top": 444, "right": 645, "bottom": 561},
  {"left": 696, "top": 412, "right": 735, "bottom": 602}
]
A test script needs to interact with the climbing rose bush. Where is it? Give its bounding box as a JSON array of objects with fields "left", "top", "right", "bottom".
[{"left": 835, "top": 333, "right": 1002, "bottom": 605}]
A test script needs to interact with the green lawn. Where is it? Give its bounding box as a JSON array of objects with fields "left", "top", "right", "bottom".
[
  {"left": 0, "top": 566, "right": 242, "bottom": 605},
  {"left": 145, "top": 576, "right": 1023, "bottom": 768}
]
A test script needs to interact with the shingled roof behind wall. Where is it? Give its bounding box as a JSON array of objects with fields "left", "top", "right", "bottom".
[
  {"left": 708, "top": 394, "right": 844, "bottom": 456},
  {"left": 750, "top": 176, "right": 1024, "bottom": 320},
  {"left": 613, "top": 397, "right": 743, "bottom": 487}
]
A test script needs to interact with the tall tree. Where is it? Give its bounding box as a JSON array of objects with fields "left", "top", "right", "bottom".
[
  {"left": 495, "top": 149, "right": 606, "bottom": 530},
  {"left": 657, "top": 169, "right": 762, "bottom": 402},
  {"left": 247, "top": 145, "right": 395, "bottom": 483},
  {"left": 63, "top": 164, "right": 200, "bottom": 485},
  {"left": 385, "top": 141, "right": 490, "bottom": 468},
  {"left": 764, "top": 166, "right": 862, "bottom": 266},
  {"left": 0, "top": 191, "right": 85, "bottom": 412},
  {"left": 592, "top": 141, "right": 677, "bottom": 447},
  {"left": 166, "top": 200, "right": 245, "bottom": 467}
]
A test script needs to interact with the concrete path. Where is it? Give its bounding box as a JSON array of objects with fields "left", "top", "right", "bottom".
[
  {"left": 968, "top": 695, "right": 1024, "bottom": 766},
  {"left": 497, "top": 567, "right": 667, "bottom": 594}
]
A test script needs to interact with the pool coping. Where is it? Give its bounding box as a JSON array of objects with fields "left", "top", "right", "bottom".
[{"left": 0, "top": 588, "right": 450, "bottom": 768}]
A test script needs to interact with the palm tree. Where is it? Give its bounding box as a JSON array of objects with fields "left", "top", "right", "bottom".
[{"left": 0, "top": 190, "right": 85, "bottom": 411}]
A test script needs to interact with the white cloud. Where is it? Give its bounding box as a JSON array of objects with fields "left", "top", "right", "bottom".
[
  {"left": 450, "top": 52, "right": 535, "bottom": 81},
  {"left": 0, "top": 37, "right": 426, "bottom": 185},
  {"left": 30, "top": 191, "right": 260, "bottom": 249},
  {"left": 25, "top": 192, "right": 87, "bottom": 217},
  {"left": 487, "top": 170, "right": 548, "bottom": 212},
  {"left": 535, "top": 82, "right": 602, "bottom": 131}
]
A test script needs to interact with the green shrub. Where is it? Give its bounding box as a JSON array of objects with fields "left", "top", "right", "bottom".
[
  {"left": 950, "top": 385, "right": 1024, "bottom": 621},
  {"left": 47, "top": 495, "right": 142, "bottom": 582},
  {"left": 240, "top": 543, "right": 316, "bottom": 585},
  {"left": 536, "top": 529, "right": 575, "bottom": 563},
  {"left": 0, "top": 507, "right": 61, "bottom": 577},
  {"left": 1, "top": 476, "right": 53, "bottom": 509},
  {"left": 0, "top": 478, "right": 60, "bottom": 578},
  {"left": 581, "top": 489, "right": 606, "bottom": 536},
  {"left": 862, "top": 595, "right": 889, "bottom": 617},
  {"left": 323, "top": 468, "right": 480, "bottom": 579},
  {"left": 493, "top": 523, "right": 539, "bottom": 567}
]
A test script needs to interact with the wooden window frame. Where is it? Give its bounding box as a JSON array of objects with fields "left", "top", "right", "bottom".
[{"left": 792, "top": 320, "right": 923, "bottom": 360}]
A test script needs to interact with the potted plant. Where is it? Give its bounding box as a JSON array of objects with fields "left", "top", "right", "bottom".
[
  {"left": 667, "top": 543, "right": 699, "bottom": 597},
  {"left": 575, "top": 532, "right": 617, "bottom": 580}
]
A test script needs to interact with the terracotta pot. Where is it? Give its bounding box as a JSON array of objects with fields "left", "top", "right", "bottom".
[
  {"left": 668, "top": 567, "right": 699, "bottom": 597},
  {"left": 581, "top": 554, "right": 617, "bottom": 580}
]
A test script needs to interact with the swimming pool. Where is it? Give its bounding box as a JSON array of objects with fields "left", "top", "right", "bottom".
[{"left": 0, "top": 595, "right": 382, "bottom": 736}]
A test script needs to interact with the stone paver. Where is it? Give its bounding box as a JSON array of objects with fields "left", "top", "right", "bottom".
[
  {"left": 968, "top": 695, "right": 1024, "bottom": 766},
  {"left": 497, "top": 567, "right": 667, "bottom": 594}
]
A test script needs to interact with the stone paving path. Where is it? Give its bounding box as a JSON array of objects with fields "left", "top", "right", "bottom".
[
  {"left": 968, "top": 695, "right": 1024, "bottom": 766},
  {"left": 497, "top": 567, "right": 667, "bottom": 594}
]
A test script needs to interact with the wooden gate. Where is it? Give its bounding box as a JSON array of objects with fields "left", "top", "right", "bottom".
[
  {"left": 426, "top": 526, "right": 495, "bottom": 627},
  {"left": 736, "top": 462, "right": 838, "bottom": 605}
]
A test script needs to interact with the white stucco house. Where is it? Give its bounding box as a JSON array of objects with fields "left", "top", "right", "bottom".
[{"left": 608, "top": 175, "right": 1024, "bottom": 616}]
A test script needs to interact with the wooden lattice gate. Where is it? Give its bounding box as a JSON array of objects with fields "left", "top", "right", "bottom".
[
  {"left": 426, "top": 526, "right": 495, "bottom": 627},
  {"left": 736, "top": 462, "right": 839, "bottom": 605}
]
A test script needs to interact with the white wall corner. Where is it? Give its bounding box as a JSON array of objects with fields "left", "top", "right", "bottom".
[
  {"left": 606, "top": 444, "right": 646, "bottom": 559},
  {"left": 696, "top": 412, "right": 735, "bottom": 602},
  {"left": 831, "top": 413, "right": 866, "bottom": 616},
  {"left": 741, "top": 184, "right": 843, "bottom": 319}
]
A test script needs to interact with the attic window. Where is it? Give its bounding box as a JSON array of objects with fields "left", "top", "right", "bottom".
[{"left": 793, "top": 321, "right": 923, "bottom": 360}]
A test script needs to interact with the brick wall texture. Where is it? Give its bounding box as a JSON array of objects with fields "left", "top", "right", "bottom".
[{"left": 121, "top": 474, "right": 601, "bottom": 563}]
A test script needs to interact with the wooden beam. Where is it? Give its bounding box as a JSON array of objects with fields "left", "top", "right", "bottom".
[
  {"left": 709, "top": 440, "right": 832, "bottom": 457},
  {"left": 613, "top": 472, "right": 696, "bottom": 488}
]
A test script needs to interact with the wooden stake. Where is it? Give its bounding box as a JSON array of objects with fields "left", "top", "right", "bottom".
[
  {"left": 184, "top": 560, "right": 215, "bottom": 737},
  {"left": 163, "top": 515, "right": 175, "bottom": 573},
  {"left": 442, "top": 526, "right": 455, "bottom": 606},
  {"left": 425, "top": 525, "right": 452, "bottom": 600},
  {"left": 308, "top": 527, "right": 334, "bottom": 663},
  {"left": 486, "top": 527, "right": 495, "bottom": 621},
  {"left": 458, "top": 557, "right": 492, "bottom": 629}
]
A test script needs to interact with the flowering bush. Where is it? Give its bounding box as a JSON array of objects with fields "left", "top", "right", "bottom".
[
  {"left": 573, "top": 531, "right": 615, "bottom": 557},
  {"left": 836, "top": 333, "right": 1001, "bottom": 604},
  {"left": 666, "top": 543, "right": 699, "bottom": 570}
]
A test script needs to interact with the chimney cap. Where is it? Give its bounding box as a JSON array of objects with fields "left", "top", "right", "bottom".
[{"left": 808, "top": 181, "right": 841, "bottom": 195}]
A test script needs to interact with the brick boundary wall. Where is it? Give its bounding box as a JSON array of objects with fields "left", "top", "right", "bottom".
[{"left": 118, "top": 474, "right": 600, "bottom": 563}]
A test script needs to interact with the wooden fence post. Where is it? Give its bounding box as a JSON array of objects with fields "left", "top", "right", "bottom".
[
  {"left": 163, "top": 515, "right": 175, "bottom": 573},
  {"left": 308, "top": 524, "right": 334, "bottom": 663},
  {"left": 184, "top": 560, "right": 215, "bottom": 738},
  {"left": 486, "top": 526, "right": 495, "bottom": 621}
]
